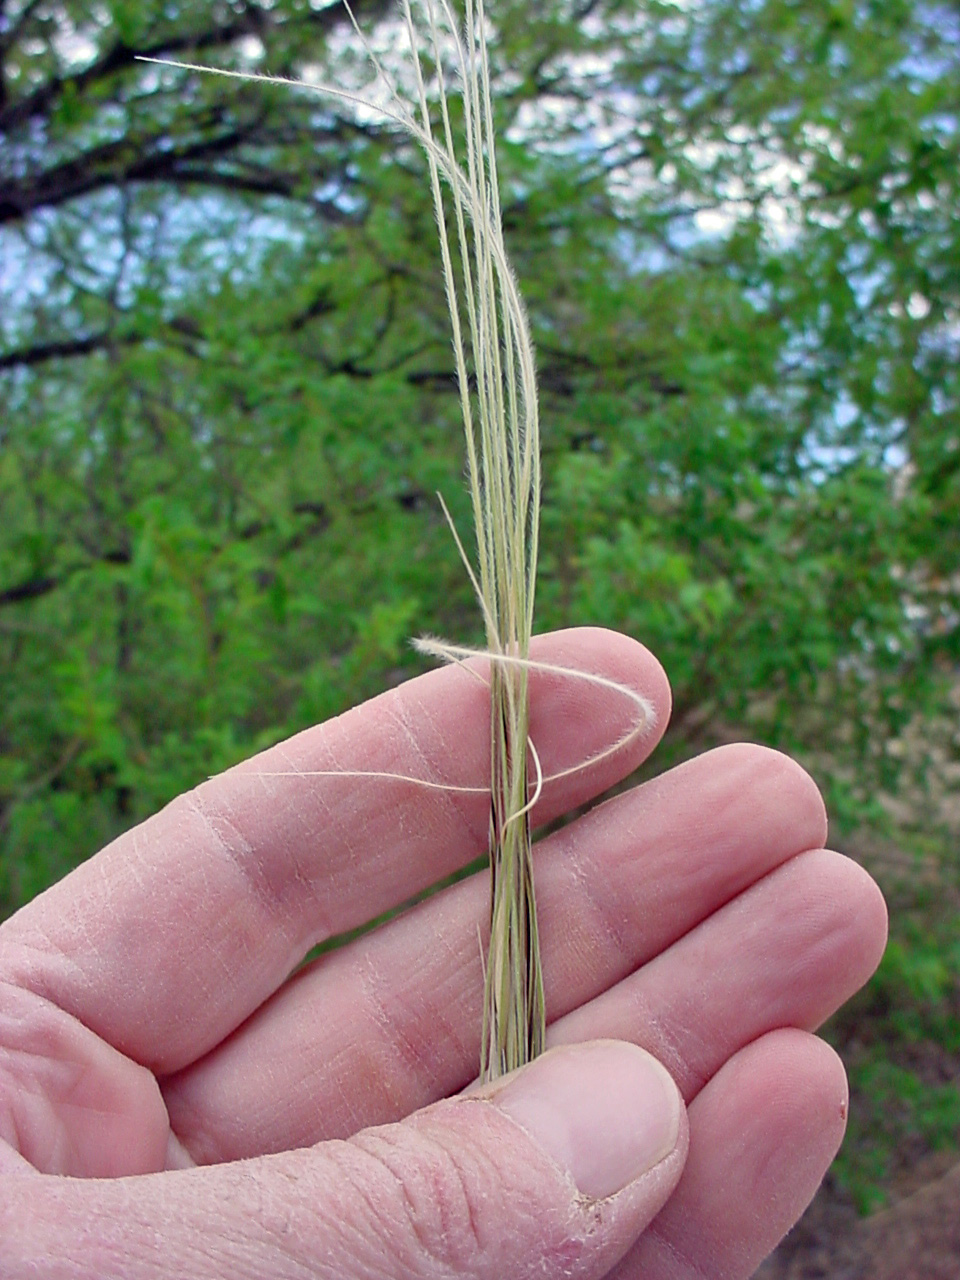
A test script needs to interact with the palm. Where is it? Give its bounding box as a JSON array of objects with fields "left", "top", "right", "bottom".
[{"left": 0, "top": 630, "right": 886, "bottom": 1277}]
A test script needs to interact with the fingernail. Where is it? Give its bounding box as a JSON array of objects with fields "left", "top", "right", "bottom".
[{"left": 483, "top": 1040, "right": 681, "bottom": 1199}]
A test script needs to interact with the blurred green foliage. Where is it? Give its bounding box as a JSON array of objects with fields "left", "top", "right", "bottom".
[
  {"left": 828, "top": 829, "right": 960, "bottom": 1211},
  {"left": 1, "top": 0, "right": 958, "bottom": 1210}
]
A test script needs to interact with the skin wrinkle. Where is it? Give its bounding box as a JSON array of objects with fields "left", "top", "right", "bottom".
[
  {"left": 324, "top": 1040, "right": 371, "bottom": 1145},
  {"left": 376, "top": 929, "right": 479, "bottom": 1097},
  {"left": 251, "top": 745, "right": 321, "bottom": 909},
  {"left": 229, "top": 730, "right": 407, "bottom": 962},
  {"left": 0, "top": 932, "right": 84, "bottom": 1021},
  {"left": 381, "top": 686, "right": 483, "bottom": 865},
  {"left": 183, "top": 788, "right": 284, "bottom": 921},
  {"left": 349, "top": 872, "right": 481, "bottom": 1056},
  {"left": 440, "top": 1134, "right": 488, "bottom": 1275},
  {"left": 159, "top": 792, "right": 296, "bottom": 1002},
  {"left": 632, "top": 1223, "right": 716, "bottom": 1280},
  {"left": 407, "top": 1104, "right": 588, "bottom": 1279},
  {"left": 356, "top": 954, "right": 424, "bottom": 1086},
  {"left": 599, "top": 988, "right": 692, "bottom": 1110},
  {"left": 358, "top": 1127, "right": 490, "bottom": 1277},
  {"left": 0, "top": 1052, "right": 64, "bottom": 1169},
  {"left": 0, "top": 981, "right": 170, "bottom": 1175},
  {"left": 1, "top": 990, "right": 84, "bottom": 1081},
  {"left": 117, "top": 823, "right": 153, "bottom": 905},
  {"left": 354, "top": 952, "right": 469, "bottom": 1112},
  {"left": 367, "top": 914, "right": 479, "bottom": 1095},
  {"left": 324, "top": 1137, "right": 425, "bottom": 1278},
  {"left": 553, "top": 823, "right": 634, "bottom": 974},
  {"left": 296, "top": 693, "right": 485, "bottom": 949},
  {"left": 330, "top": 962, "right": 422, "bottom": 1131},
  {"left": 316, "top": 916, "right": 481, "bottom": 1146},
  {"left": 272, "top": 731, "right": 370, "bottom": 946},
  {"left": 2, "top": 919, "right": 90, "bottom": 1019},
  {"left": 310, "top": 734, "right": 381, "bottom": 916}
]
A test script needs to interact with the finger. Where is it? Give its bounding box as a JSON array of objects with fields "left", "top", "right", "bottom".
[
  {"left": 4, "top": 1042, "right": 688, "bottom": 1280},
  {"left": 551, "top": 847, "right": 888, "bottom": 1099},
  {"left": 162, "top": 747, "right": 847, "bottom": 1161},
  {"left": 1, "top": 628, "right": 669, "bottom": 1075},
  {"left": 609, "top": 1029, "right": 849, "bottom": 1279},
  {"left": 0, "top": 980, "right": 169, "bottom": 1179}
]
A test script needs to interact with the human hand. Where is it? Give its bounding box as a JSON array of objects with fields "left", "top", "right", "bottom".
[{"left": 0, "top": 628, "right": 887, "bottom": 1279}]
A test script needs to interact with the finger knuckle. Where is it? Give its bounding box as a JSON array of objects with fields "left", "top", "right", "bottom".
[{"left": 349, "top": 1127, "right": 492, "bottom": 1276}]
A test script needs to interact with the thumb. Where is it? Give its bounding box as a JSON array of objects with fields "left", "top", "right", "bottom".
[{"left": 6, "top": 1041, "right": 686, "bottom": 1280}]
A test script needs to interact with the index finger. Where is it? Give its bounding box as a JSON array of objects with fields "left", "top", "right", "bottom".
[{"left": 0, "top": 628, "right": 669, "bottom": 1074}]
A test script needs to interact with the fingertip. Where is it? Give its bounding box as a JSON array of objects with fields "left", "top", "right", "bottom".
[
  {"left": 693, "top": 741, "right": 830, "bottom": 853},
  {"left": 824, "top": 850, "right": 889, "bottom": 987},
  {"left": 528, "top": 628, "right": 671, "bottom": 772},
  {"left": 778, "top": 1027, "right": 850, "bottom": 1138},
  {"left": 617, "top": 1030, "right": 853, "bottom": 1280},
  {"left": 533, "top": 627, "right": 672, "bottom": 728},
  {"left": 762, "top": 847, "right": 890, "bottom": 1012},
  {"left": 741, "top": 1028, "right": 851, "bottom": 1193}
]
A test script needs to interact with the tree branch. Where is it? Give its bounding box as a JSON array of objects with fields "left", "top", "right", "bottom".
[
  {"left": 0, "top": 0, "right": 393, "bottom": 133},
  {"left": 1, "top": 131, "right": 314, "bottom": 223},
  {"left": 0, "top": 105, "right": 375, "bottom": 223},
  {"left": 0, "top": 574, "right": 58, "bottom": 606},
  {"left": 0, "top": 333, "right": 125, "bottom": 370}
]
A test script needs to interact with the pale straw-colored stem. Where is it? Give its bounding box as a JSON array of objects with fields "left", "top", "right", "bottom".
[
  {"left": 396, "top": 0, "right": 542, "bottom": 1079},
  {"left": 141, "top": 0, "right": 560, "bottom": 1081}
]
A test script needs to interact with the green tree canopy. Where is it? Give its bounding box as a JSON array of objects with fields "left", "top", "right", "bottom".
[{"left": 1, "top": 0, "right": 958, "bottom": 911}]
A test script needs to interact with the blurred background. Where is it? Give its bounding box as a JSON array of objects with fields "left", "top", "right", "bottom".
[{"left": 0, "top": 0, "right": 957, "bottom": 1272}]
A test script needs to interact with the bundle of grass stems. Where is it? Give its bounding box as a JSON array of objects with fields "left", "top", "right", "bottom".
[
  {"left": 144, "top": 0, "right": 650, "bottom": 1084},
  {"left": 314, "top": 0, "right": 547, "bottom": 1083},
  {"left": 386, "top": 0, "right": 546, "bottom": 1081}
]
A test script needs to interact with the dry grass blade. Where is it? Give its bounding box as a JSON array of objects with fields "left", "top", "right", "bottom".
[
  {"left": 141, "top": 0, "right": 546, "bottom": 1081},
  {"left": 398, "top": 0, "right": 544, "bottom": 1080}
]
